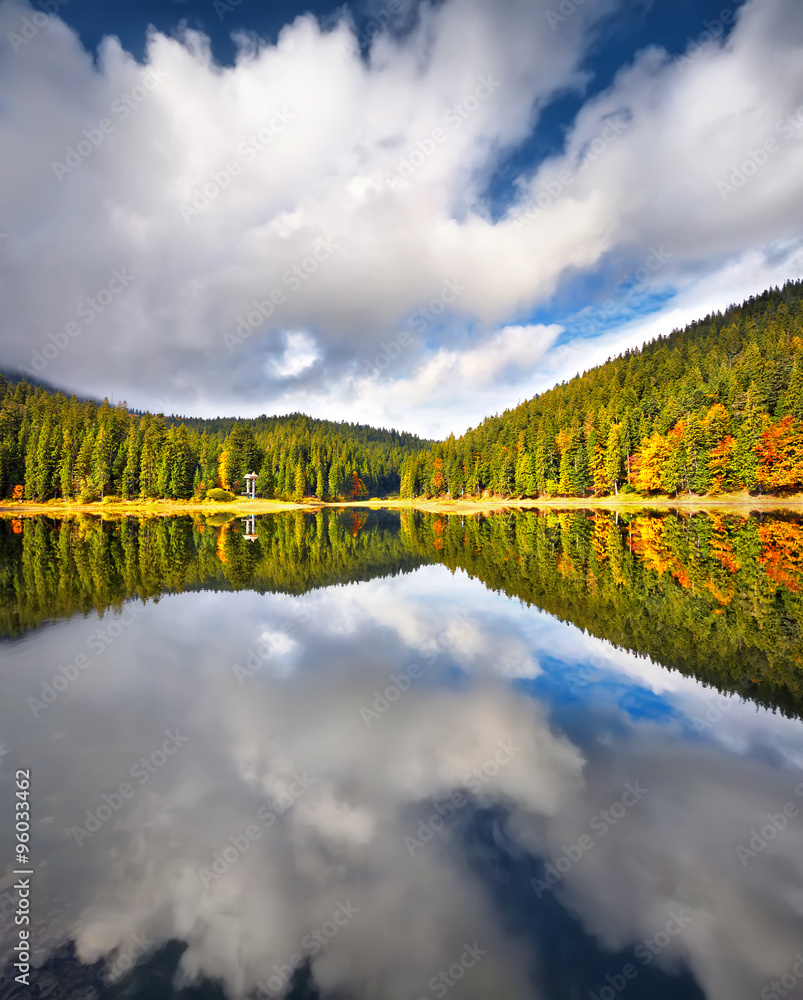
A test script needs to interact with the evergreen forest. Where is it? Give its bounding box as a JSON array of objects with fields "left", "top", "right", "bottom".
[
  {"left": 0, "top": 387, "right": 429, "bottom": 503},
  {"left": 400, "top": 279, "right": 803, "bottom": 498},
  {"left": 2, "top": 279, "right": 803, "bottom": 502}
]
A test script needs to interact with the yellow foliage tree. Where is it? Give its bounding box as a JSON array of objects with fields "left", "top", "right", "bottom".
[
  {"left": 631, "top": 432, "right": 669, "bottom": 493},
  {"left": 217, "top": 450, "right": 229, "bottom": 490}
]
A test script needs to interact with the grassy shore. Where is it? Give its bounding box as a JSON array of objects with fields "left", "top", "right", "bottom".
[
  {"left": 0, "top": 498, "right": 324, "bottom": 518},
  {"left": 2, "top": 491, "right": 803, "bottom": 518},
  {"left": 334, "top": 493, "right": 803, "bottom": 514}
]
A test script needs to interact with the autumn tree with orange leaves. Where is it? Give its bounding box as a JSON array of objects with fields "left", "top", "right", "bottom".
[{"left": 756, "top": 416, "right": 803, "bottom": 490}]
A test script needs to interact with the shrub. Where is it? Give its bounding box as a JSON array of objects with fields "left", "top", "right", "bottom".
[
  {"left": 205, "top": 488, "right": 235, "bottom": 502},
  {"left": 78, "top": 483, "right": 100, "bottom": 503},
  {"left": 204, "top": 512, "right": 237, "bottom": 526}
]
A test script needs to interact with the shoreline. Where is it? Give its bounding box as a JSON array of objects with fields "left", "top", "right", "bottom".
[
  {"left": 2, "top": 492, "right": 803, "bottom": 518},
  {"left": 348, "top": 496, "right": 803, "bottom": 514},
  {"left": 0, "top": 499, "right": 323, "bottom": 517}
]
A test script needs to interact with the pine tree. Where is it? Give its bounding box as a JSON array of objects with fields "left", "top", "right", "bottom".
[
  {"left": 328, "top": 461, "right": 345, "bottom": 500},
  {"left": 256, "top": 459, "right": 275, "bottom": 499},
  {"left": 514, "top": 448, "right": 536, "bottom": 496},
  {"left": 604, "top": 423, "right": 623, "bottom": 495},
  {"left": 139, "top": 416, "right": 166, "bottom": 497},
  {"left": 783, "top": 360, "right": 803, "bottom": 418},
  {"left": 168, "top": 424, "right": 195, "bottom": 499},
  {"left": 661, "top": 423, "right": 687, "bottom": 496},
  {"left": 315, "top": 465, "right": 326, "bottom": 500},
  {"left": 293, "top": 465, "right": 307, "bottom": 501},
  {"left": 74, "top": 426, "right": 96, "bottom": 501},
  {"left": 121, "top": 423, "right": 141, "bottom": 499}
]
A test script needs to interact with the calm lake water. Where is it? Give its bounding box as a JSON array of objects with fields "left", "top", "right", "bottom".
[{"left": 2, "top": 508, "right": 803, "bottom": 1000}]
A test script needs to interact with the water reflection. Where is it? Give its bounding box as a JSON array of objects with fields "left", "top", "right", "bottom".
[
  {"left": 1, "top": 510, "right": 802, "bottom": 1000},
  {"left": 2, "top": 508, "right": 801, "bottom": 714}
]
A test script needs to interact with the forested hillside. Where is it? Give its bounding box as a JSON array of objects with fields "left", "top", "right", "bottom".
[
  {"left": 3, "top": 279, "right": 803, "bottom": 503},
  {"left": 400, "top": 279, "right": 803, "bottom": 498},
  {"left": 0, "top": 383, "right": 430, "bottom": 502}
]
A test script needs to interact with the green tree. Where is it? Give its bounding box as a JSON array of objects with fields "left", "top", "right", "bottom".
[{"left": 604, "top": 423, "right": 624, "bottom": 495}]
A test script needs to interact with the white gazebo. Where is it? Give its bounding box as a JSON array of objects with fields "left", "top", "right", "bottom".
[
  {"left": 243, "top": 513, "right": 258, "bottom": 541},
  {"left": 243, "top": 471, "right": 258, "bottom": 499}
]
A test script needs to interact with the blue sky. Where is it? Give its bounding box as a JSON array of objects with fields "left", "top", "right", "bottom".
[
  {"left": 26, "top": 1, "right": 737, "bottom": 62},
  {"left": 1, "top": 0, "right": 802, "bottom": 434}
]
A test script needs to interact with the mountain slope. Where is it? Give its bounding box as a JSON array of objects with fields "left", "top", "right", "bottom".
[{"left": 400, "top": 279, "right": 803, "bottom": 498}]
